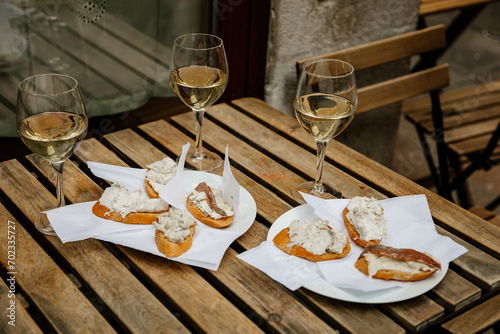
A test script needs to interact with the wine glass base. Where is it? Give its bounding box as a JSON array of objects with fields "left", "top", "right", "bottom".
[
  {"left": 292, "top": 181, "right": 343, "bottom": 204},
  {"left": 181, "top": 147, "right": 223, "bottom": 173},
  {"left": 35, "top": 212, "right": 58, "bottom": 236}
]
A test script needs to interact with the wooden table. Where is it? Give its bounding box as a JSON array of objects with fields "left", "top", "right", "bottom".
[{"left": 1, "top": 97, "right": 499, "bottom": 333}]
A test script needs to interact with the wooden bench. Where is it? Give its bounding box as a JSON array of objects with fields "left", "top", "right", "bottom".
[
  {"left": 402, "top": 78, "right": 500, "bottom": 208},
  {"left": 468, "top": 205, "right": 500, "bottom": 228},
  {"left": 416, "top": 0, "right": 496, "bottom": 70}
]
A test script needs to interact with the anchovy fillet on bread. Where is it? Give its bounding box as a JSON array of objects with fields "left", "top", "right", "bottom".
[
  {"left": 355, "top": 244, "right": 441, "bottom": 281},
  {"left": 186, "top": 182, "right": 234, "bottom": 228}
]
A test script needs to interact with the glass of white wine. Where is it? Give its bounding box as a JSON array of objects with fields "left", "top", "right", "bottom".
[
  {"left": 16, "top": 74, "right": 88, "bottom": 235},
  {"left": 292, "top": 59, "right": 357, "bottom": 204},
  {"left": 170, "top": 33, "right": 228, "bottom": 172}
]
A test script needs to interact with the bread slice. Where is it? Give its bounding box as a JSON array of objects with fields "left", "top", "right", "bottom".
[
  {"left": 92, "top": 200, "right": 168, "bottom": 224},
  {"left": 145, "top": 179, "right": 159, "bottom": 199},
  {"left": 155, "top": 223, "right": 196, "bottom": 257},
  {"left": 273, "top": 227, "right": 351, "bottom": 262},
  {"left": 343, "top": 207, "right": 382, "bottom": 248},
  {"left": 354, "top": 245, "right": 441, "bottom": 281},
  {"left": 186, "top": 192, "right": 234, "bottom": 228}
]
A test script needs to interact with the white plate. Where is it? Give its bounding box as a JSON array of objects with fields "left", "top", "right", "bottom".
[
  {"left": 183, "top": 170, "right": 256, "bottom": 235},
  {"left": 267, "top": 204, "right": 448, "bottom": 304}
]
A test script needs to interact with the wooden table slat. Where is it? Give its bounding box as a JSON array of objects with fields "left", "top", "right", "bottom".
[
  {"left": 0, "top": 203, "right": 115, "bottom": 333},
  {"left": 381, "top": 295, "right": 445, "bottom": 333},
  {"left": 0, "top": 278, "right": 43, "bottom": 334},
  {"left": 441, "top": 292, "right": 500, "bottom": 333},
  {"left": 432, "top": 269, "right": 481, "bottom": 312}
]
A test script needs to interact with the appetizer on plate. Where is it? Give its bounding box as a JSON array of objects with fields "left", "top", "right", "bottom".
[
  {"left": 92, "top": 183, "right": 169, "bottom": 224},
  {"left": 187, "top": 182, "right": 234, "bottom": 228},
  {"left": 355, "top": 244, "right": 441, "bottom": 281},
  {"left": 145, "top": 157, "right": 177, "bottom": 199},
  {"left": 343, "top": 196, "right": 388, "bottom": 247},
  {"left": 153, "top": 208, "right": 196, "bottom": 257},
  {"left": 273, "top": 218, "right": 351, "bottom": 261}
]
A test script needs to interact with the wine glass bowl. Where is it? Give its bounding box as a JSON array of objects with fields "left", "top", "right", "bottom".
[
  {"left": 292, "top": 59, "right": 357, "bottom": 203},
  {"left": 170, "top": 33, "right": 228, "bottom": 172},
  {"left": 16, "top": 74, "right": 88, "bottom": 235}
]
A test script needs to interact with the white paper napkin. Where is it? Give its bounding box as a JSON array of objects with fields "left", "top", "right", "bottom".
[
  {"left": 46, "top": 143, "right": 243, "bottom": 270},
  {"left": 238, "top": 194, "right": 468, "bottom": 292},
  {"left": 237, "top": 241, "right": 322, "bottom": 290},
  {"left": 88, "top": 161, "right": 146, "bottom": 191}
]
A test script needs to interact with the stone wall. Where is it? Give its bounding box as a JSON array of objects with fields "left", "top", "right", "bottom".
[{"left": 264, "top": 0, "right": 420, "bottom": 166}]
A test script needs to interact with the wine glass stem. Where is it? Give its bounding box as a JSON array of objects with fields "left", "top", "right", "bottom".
[
  {"left": 194, "top": 109, "right": 206, "bottom": 159},
  {"left": 52, "top": 161, "right": 65, "bottom": 207},
  {"left": 314, "top": 140, "right": 328, "bottom": 194}
]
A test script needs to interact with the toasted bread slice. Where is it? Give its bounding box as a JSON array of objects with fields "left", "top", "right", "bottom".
[
  {"left": 354, "top": 244, "right": 441, "bottom": 281},
  {"left": 145, "top": 179, "right": 160, "bottom": 199},
  {"left": 92, "top": 200, "right": 168, "bottom": 225},
  {"left": 155, "top": 222, "right": 196, "bottom": 257},
  {"left": 343, "top": 207, "right": 382, "bottom": 248},
  {"left": 273, "top": 227, "right": 351, "bottom": 262},
  {"left": 186, "top": 192, "right": 234, "bottom": 228}
]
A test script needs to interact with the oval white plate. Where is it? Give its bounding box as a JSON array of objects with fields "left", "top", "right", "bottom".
[{"left": 267, "top": 204, "right": 447, "bottom": 304}]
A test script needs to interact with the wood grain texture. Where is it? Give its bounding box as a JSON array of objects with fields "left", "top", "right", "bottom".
[
  {"left": 298, "top": 289, "right": 406, "bottom": 334},
  {"left": 381, "top": 295, "right": 445, "bottom": 333},
  {"left": 0, "top": 204, "right": 114, "bottom": 333},
  {"left": 172, "top": 107, "right": 382, "bottom": 200},
  {"left": 431, "top": 269, "right": 481, "bottom": 312},
  {"left": 441, "top": 293, "right": 500, "bottom": 333},
  {"left": 0, "top": 280, "right": 43, "bottom": 334},
  {"left": 0, "top": 279, "right": 43, "bottom": 334},
  {"left": 231, "top": 97, "right": 500, "bottom": 258},
  {"left": 0, "top": 159, "right": 188, "bottom": 333},
  {"left": 357, "top": 65, "right": 449, "bottom": 115},
  {"left": 297, "top": 25, "right": 446, "bottom": 72},
  {"left": 144, "top": 118, "right": 308, "bottom": 202},
  {"left": 420, "top": 0, "right": 492, "bottom": 15},
  {"left": 211, "top": 247, "right": 340, "bottom": 333},
  {"left": 435, "top": 224, "right": 500, "bottom": 292}
]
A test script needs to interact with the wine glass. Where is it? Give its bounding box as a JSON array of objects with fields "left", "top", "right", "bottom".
[
  {"left": 170, "top": 33, "right": 229, "bottom": 172},
  {"left": 292, "top": 59, "right": 357, "bottom": 204},
  {"left": 16, "top": 74, "right": 88, "bottom": 235}
]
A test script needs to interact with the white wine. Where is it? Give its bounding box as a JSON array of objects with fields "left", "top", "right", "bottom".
[
  {"left": 18, "top": 112, "right": 88, "bottom": 163},
  {"left": 170, "top": 65, "right": 227, "bottom": 110},
  {"left": 295, "top": 93, "right": 355, "bottom": 141}
]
